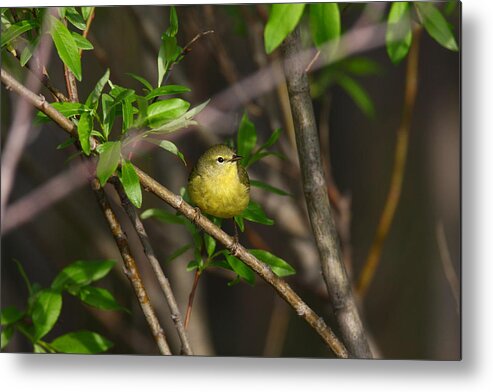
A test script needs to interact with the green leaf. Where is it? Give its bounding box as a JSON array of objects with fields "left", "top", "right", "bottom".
[
  {"left": 186, "top": 260, "right": 199, "bottom": 271},
  {"left": 309, "top": 3, "right": 340, "bottom": 48},
  {"left": 119, "top": 161, "right": 142, "bottom": 208},
  {"left": 86, "top": 69, "right": 110, "bottom": 109},
  {"left": 101, "top": 94, "right": 115, "bottom": 139},
  {"left": 203, "top": 233, "right": 216, "bottom": 257},
  {"left": 140, "top": 208, "right": 185, "bottom": 224},
  {"left": 337, "top": 57, "right": 381, "bottom": 76},
  {"left": 157, "top": 35, "right": 180, "bottom": 87},
  {"left": 147, "top": 99, "right": 209, "bottom": 135},
  {"left": 76, "top": 286, "right": 125, "bottom": 311},
  {"left": 259, "top": 128, "right": 282, "bottom": 151},
  {"left": 20, "top": 35, "right": 40, "bottom": 66},
  {"left": 249, "top": 249, "right": 296, "bottom": 277},
  {"left": 234, "top": 215, "right": 245, "bottom": 232},
  {"left": 208, "top": 258, "right": 232, "bottom": 271},
  {"left": 126, "top": 72, "right": 153, "bottom": 92},
  {"left": 32, "top": 289, "right": 62, "bottom": 341},
  {"left": 71, "top": 31, "right": 93, "bottom": 50},
  {"left": 444, "top": 0, "right": 459, "bottom": 16},
  {"left": 51, "top": 260, "right": 116, "bottom": 291},
  {"left": 33, "top": 343, "right": 47, "bottom": 353},
  {"left": 135, "top": 95, "right": 149, "bottom": 126},
  {"left": 165, "top": 244, "right": 193, "bottom": 264},
  {"left": 250, "top": 179, "right": 290, "bottom": 196},
  {"left": 225, "top": 254, "right": 255, "bottom": 285},
  {"left": 64, "top": 7, "right": 86, "bottom": 30},
  {"left": 49, "top": 16, "right": 82, "bottom": 81},
  {"left": 108, "top": 87, "right": 135, "bottom": 111},
  {"left": 145, "top": 85, "right": 191, "bottom": 100},
  {"left": 415, "top": 2, "right": 458, "bottom": 51},
  {"left": 0, "top": 306, "right": 24, "bottom": 325},
  {"left": 56, "top": 137, "right": 77, "bottom": 150},
  {"left": 35, "top": 102, "right": 90, "bottom": 123},
  {"left": 58, "top": 7, "right": 67, "bottom": 19},
  {"left": 13, "top": 258, "right": 32, "bottom": 296},
  {"left": 96, "top": 141, "right": 121, "bottom": 186},
  {"left": 1, "top": 325, "right": 14, "bottom": 350},
  {"left": 167, "top": 6, "right": 179, "bottom": 37},
  {"left": 337, "top": 74, "right": 375, "bottom": 118},
  {"left": 237, "top": 112, "right": 257, "bottom": 163},
  {"left": 1, "top": 19, "right": 38, "bottom": 48},
  {"left": 240, "top": 200, "right": 274, "bottom": 225},
  {"left": 143, "top": 138, "right": 186, "bottom": 165},
  {"left": 77, "top": 112, "right": 92, "bottom": 155},
  {"left": 50, "top": 330, "right": 113, "bottom": 354},
  {"left": 147, "top": 98, "right": 190, "bottom": 128},
  {"left": 81, "top": 7, "right": 94, "bottom": 21},
  {"left": 386, "top": 2, "right": 412, "bottom": 64},
  {"left": 122, "top": 96, "right": 135, "bottom": 132},
  {"left": 264, "top": 4, "right": 306, "bottom": 54}
]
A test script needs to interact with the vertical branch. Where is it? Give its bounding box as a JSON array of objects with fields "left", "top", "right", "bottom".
[
  {"left": 281, "top": 27, "right": 372, "bottom": 358},
  {"left": 356, "top": 29, "right": 422, "bottom": 297},
  {"left": 113, "top": 180, "right": 193, "bottom": 354},
  {"left": 91, "top": 179, "right": 172, "bottom": 355}
]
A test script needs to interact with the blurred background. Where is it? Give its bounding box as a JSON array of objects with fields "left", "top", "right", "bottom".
[{"left": 1, "top": 2, "right": 460, "bottom": 359}]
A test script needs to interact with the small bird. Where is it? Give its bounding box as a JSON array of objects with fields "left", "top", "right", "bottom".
[{"left": 188, "top": 144, "right": 250, "bottom": 219}]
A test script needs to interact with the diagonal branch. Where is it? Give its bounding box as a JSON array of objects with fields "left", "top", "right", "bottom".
[
  {"left": 112, "top": 179, "right": 193, "bottom": 355},
  {"left": 0, "top": 67, "right": 349, "bottom": 358},
  {"left": 281, "top": 27, "right": 372, "bottom": 358},
  {"left": 90, "top": 177, "right": 172, "bottom": 355}
]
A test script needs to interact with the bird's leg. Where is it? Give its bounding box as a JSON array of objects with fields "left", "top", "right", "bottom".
[
  {"left": 191, "top": 206, "right": 202, "bottom": 226},
  {"left": 229, "top": 219, "right": 241, "bottom": 257}
]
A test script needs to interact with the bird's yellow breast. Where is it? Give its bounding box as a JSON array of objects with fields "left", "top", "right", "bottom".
[{"left": 188, "top": 164, "right": 249, "bottom": 218}]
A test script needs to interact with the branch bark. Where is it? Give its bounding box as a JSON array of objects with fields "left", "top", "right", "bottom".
[
  {"left": 112, "top": 180, "right": 193, "bottom": 354},
  {"left": 1, "top": 67, "right": 349, "bottom": 358},
  {"left": 281, "top": 27, "right": 372, "bottom": 358},
  {"left": 90, "top": 178, "right": 172, "bottom": 355}
]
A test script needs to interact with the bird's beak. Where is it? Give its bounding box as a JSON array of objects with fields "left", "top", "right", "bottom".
[{"left": 230, "top": 154, "right": 242, "bottom": 162}]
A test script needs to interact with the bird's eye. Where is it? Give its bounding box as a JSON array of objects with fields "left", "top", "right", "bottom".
[{"left": 217, "top": 157, "right": 224, "bottom": 163}]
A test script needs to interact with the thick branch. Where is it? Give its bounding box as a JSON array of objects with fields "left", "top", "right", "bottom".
[
  {"left": 1, "top": 67, "right": 349, "bottom": 358},
  {"left": 113, "top": 180, "right": 193, "bottom": 355},
  {"left": 281, "top": 27, "right": 372, "bottom": 358}
]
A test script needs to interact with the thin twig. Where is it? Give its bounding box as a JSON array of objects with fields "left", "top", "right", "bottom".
[
  {"left": 304, "top": 50, "right": 321, "bottom": 74},
  {"left": 63, "top": 64, "right": 79, "bottom": 102},
  {"left": 435, "top": 221, "right": 460, "bottom": 315},
  {"left": 0, "top": 67, "right": 349, "bottom": 358},
  {"left": 164, "top": 28, "right": 214, "bottom": 86},
  {"left": 281, "top": 27, "right": 372, "bottom": 358},
  {"left": 90, "top": 178, "right": 172, "bottom": 355},
  {"left": 356, "top": 29, "right": 422, "bottom": 297},
  {"left": 113, "top": 180, "right": 193, "bottom": 354},
  {"left": 184, "top": 269, "right": 202, "bottom": 330}
]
